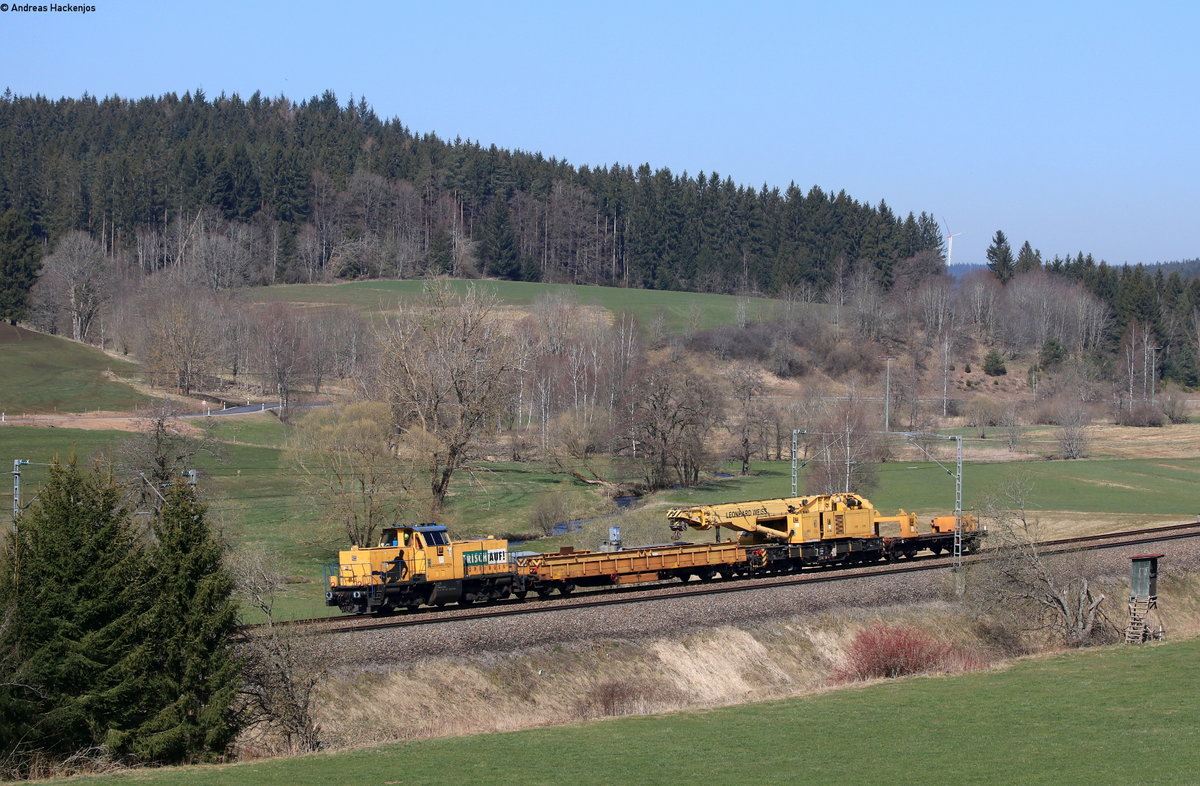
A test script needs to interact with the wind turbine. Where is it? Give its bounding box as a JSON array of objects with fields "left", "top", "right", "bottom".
[{"left": 941, "top": 219, "right": 963, "bottom": 268}]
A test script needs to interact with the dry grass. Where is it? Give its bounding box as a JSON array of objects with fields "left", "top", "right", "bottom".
[
  {"left": 1022, "top": 511, "right": 1182, "bottom": 539},
  {"left": 310, "top": 605, "right": 995, "bottom": 752}
]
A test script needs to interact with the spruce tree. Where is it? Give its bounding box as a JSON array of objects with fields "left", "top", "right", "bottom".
[
  {"left": 986, "top": 230, "right": 1015, "bottom": 285},
  {"left": 0, "top": 460, "right": 148, "bottom": 769},
  {"left": 481, "top": 200, "right": 520, "bottom": 280},
  {"left": 1015, "top": 240, "right": 1042, "bottom": 274},
  {"left": 0, "top": 208, "right": 41, "bottom": 324},
  {"left": 983, "top": 349, "right": 1008, "bottom": 376},
  {"left": 108, "top": 482, "right": 241, "bottom": 763}
]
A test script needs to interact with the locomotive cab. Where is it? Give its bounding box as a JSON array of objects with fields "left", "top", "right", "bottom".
[{"left": 326, "top": 523, "right": 516, "bottom": 614}]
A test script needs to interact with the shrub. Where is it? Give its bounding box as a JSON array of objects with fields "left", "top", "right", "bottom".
[
  {"left": 1158, "top": 388, "right": 1191, "bottom": 424},
  {"left": 1114, "top": 401, "right": 1165, "bottom": 427},
  {"left": 832, "top": 624, "right": 986, "bottom": 683},
  {"left": 529, "top": 493, "right": 573, "bottom": 537}
]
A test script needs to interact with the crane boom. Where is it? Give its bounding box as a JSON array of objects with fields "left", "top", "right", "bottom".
[{"left": 667, "top": 493, "right": 906, "bottom": 545}]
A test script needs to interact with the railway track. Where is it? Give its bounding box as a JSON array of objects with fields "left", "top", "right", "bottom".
[{"left": 247, "top": 519, "right": 1200, "bottom": 637}]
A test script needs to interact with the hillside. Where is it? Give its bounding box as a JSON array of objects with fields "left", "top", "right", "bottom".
[
  {"left": 0, "top": 323, "right": 148, "bottom": 414},
  {"left": 0, "top": 91, "right": 940, "bottom": 304},
  {"left": 241, "top": 279, "right": 788, "bottom": 334}
]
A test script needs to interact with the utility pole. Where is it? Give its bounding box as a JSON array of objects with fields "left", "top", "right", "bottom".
[
  {"left": 951, "top": 434, "right": 965, "bottom": 595},
  {"left": 879, "top": 356, "right": 895, "bottom": 432},
  {"left": 12, "top": 459, "right": 30, "bottom": 528}
]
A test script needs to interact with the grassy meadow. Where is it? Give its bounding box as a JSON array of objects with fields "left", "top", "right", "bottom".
[
  {"left": 0, "top": 324, "right": 149, "bottom": 414},
  {"left": 48, "top": 637, "right": 1200, "bottom": 785},
  {"left": 243, "top": 278, "right": 787, "bottom": 333}
]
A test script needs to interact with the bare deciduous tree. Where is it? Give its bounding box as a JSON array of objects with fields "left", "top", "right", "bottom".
[
  {"left": 376, "top": 283, "right": 516, "bottom": 509},
  {"left": 806, "top": 389, "right": 882, "bottom": 494},
  {"left": 115, "top": 406, "right": 220, "bottom": 510},
  {"left": 33, "top": 231, "right": 109, "bottom": 342},
  {"left": 232, "top": 549, "right": 335, "bottom": 755},
  {"left": 727, "top": 362, "right": 765, "bottom": 475},
  {"left": 627, "top": 361, "right": 721, "bottom": 489},
  {"left": 1056, "top": 398, "right": 1091, "bottom": 459},
  {"left": 966, "top": 477, "right": 1113, "bottom": 647},
  {"left": 135, "top": 277, "right": 219, "bottom": 396},
  {"left": 251, "top": 304, "right": 308, "bottom": 421}
]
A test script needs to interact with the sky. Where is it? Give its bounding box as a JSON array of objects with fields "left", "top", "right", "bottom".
[{"left": 2, "top": 0, "right": 1197, "bottom": 267}]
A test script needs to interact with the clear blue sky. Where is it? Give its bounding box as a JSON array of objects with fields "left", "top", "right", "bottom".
[{"left": 3, "top": 0, "right": 1197, "bottom": 267}]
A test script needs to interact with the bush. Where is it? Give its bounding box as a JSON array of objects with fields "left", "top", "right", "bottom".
[
  {"left": 964, "top": 395, "right": 1001, "bottom": 436},
  {"left": 529, "top": 493, "right": 573, "bottom": 538},
  {"left": 1114, "top": 401, "right": 1165, "bottom": 427},
  {"left": 832, "top": 624, "right": 985, "bottom": 683},
  {"left": 1159, "top": 388, "right": 1191, "bottom": 424}
]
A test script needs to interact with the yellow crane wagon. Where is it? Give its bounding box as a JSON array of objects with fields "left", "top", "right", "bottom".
[{"left": 667, "top": 493, "right": 980, "bottom": 571}]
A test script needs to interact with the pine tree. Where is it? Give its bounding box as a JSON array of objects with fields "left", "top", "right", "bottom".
[
  {"left": 0, "top": 460, "right": 148, "bottom": 770},
  {"left": 986, "top": 230, "right": 1015, "bottom": 284},
  {"left": 108, "top": 482, "right": 241, "bottom": 763}
]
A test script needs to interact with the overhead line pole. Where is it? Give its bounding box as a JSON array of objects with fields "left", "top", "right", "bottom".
[
  {"left": 12, "top": 459, "right": 30, "bottom": 529},
  {"left": 879, "top": 356, "right": 895, "bottom": 432}
]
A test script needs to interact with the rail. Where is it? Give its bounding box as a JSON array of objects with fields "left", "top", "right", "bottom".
[{"left": 244, "top": 520, "right": 1200, "bottom": 638}]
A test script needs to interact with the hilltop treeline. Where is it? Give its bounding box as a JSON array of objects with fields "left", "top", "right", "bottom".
[{"left": 0, "top": 89, "right": 942, "bottom": 294}]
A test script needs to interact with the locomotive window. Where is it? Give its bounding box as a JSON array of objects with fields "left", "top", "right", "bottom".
[{"left": 424, "top": 530, "right": 450, "bottom": 546}]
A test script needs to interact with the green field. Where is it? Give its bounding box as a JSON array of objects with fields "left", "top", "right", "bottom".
[
  {"left": 6, "top": 420, "right": 1200, "bottom": 620},
  {"left": 49, "top": 638, "right": 1200, "bottom": 785},
  {"left": 0, "top": 324, "right": 149, "bottom": 414},
  {"left": 243, "top": 278, "right": 787, "bottom": 333},
  {"left": 201, "top": 412, "right": 291, "bottom": 449}
]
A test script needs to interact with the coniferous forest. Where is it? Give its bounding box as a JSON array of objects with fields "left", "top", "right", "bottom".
[
  {"left": 1, "top": 88, "right": 1199, "bottom": 389},
  {"left": 0, "top": 89, "right": 943, "bottom": 293}
]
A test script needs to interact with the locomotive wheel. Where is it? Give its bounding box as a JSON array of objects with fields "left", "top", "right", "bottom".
[
  {"left": 536, "top": 587, "right": 554, "bottom": 599},
  {"left": 930, "top": 545, "right": 943, "bottom": 556},
  {"left": 406, "top": 602, "right": 421, "bottom": 612},
  {"left": 514, "top": 590, "right": 528, "bottom": 600}
]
